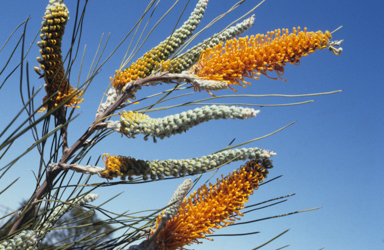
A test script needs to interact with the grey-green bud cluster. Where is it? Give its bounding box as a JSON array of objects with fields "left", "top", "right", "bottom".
[
  {"left": 120, "top": 0, "right": 209, "bottom": 72},
  {"left": 157, "top": 0, "right": 209, "bottom": 59},
  {"left": 119, "top": 105, "right": 260, "bottom": 141},
  {"left": 0, "top": 230, "right": 36, "bottom": 250},
  {"left": 104, "top": 0, "right": 210, "bottom": 111},
  {"left": 163, "top": 15, "right": 255, "bottom": 74},
  {"left": 76, "top": 193, "right": 100, "bottom": 205},
  {"left": 162, "top": 179, "right": 192, "bottom": 222},
  {"left": 40, "top": 194, "right": 99, "bottom": 230},
  {"left": 189, "top": 75, "right": 229, "bottom": 91},
  {"left": 111, "top": 147, "right": 274, "bottom": 181},
  {"left": 148, "top": 147, "right": 274, "bottom": 179},
  {"left": 35, "top": 194, "right": 99, "bottom": 247}
]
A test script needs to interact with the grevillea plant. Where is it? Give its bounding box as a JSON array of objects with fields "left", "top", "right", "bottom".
[{"left": 0, "top": 0, "right": 343, "bottom": 249}]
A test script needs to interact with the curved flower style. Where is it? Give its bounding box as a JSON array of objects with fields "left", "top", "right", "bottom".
[
  {"left": 101, "top": 147, "right": 274, "bottom": 180},
  {"left": 159, "top": 15, "right": 255, "bottom": 74},
  {"left": 116, "top": 105, "right": 259, "bottom": 140},
  {"left": 152, "top": 159, "right": 271, "bottom": 250},
  {"left": 112, "top": 0, "right": 209, "bottom": 89},
  {"left": 36, "top": 0, "right": 83, "bottom": 112},
  {"left": 190, "top": 27, "right": 342, "bottom": 91}
]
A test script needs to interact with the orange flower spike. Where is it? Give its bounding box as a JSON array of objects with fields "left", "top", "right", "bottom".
[
  {"left": 153, "top": 159, "right": 270, "bottom": 250},
  {"left": 190, "top": 27, "right": 339, "bottom": 90}
]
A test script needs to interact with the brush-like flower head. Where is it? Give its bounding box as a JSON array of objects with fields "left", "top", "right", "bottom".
[
  {"left": 152, "top": 159, "right": 271, "bottom": 250},
  {"left": 190, "top": 27, "right": 341, "bottom": 91}
]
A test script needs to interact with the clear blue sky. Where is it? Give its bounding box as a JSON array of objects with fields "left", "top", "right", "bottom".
[{"left": 0, "top": 0, "right": 383, "bottom": 249}]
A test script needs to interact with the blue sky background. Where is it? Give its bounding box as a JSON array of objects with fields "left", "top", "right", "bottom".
[{"left": 0, "top": 0, "right": 383, "bottom": 249}]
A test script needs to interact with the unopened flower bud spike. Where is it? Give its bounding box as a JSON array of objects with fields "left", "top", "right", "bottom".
[
  {"left": 112, "top": 0, "right": 210, "bottom": 90},
  {"left": 0, "top": 230, "right": 37, "bottom": 250},
  {"left": 157, "top": 15, "right": 255, "bottom": 74},
  {"left": 112, "top": 105, "right": 260, "bottom": 141},
  {"left": 162, "top": 179, "right": 192, "bottom": 223},
  {"left": 36, "top": 0, "right": 84, "bottom": 113},
  {"left": 34, "top": 193, "right": 99, "bottom": 247},
  {"left": 101, "top": 148, "right": 274, "bottom": 180}
]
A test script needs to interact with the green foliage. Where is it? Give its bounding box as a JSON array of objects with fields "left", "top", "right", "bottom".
[
  {"left": 0, "top": 0, "right": 341, "bottom": 249},
  {"left": 39, "top": 207, "right": 113, "bottom": 249}
]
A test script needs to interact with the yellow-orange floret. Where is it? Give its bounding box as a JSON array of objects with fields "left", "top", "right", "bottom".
[
  {"left": 152, "top": 159, "right": 269, "bottom": 250},
  {"left": 157, "top": 57, "right": 189, "bottom": 74},
  {"left": 120, "top": 110, "right": 150, "bottom": 123},
  {"left": 39, "top": 78, "right": 84, "bottom": 112},
  {"left": 101, "top": 154, "right": 146, "bottom": 180},
  {"left": 190, "top": 27, "right": 337, "bottom": 91},
  {"left": 112, "top": 46, "right": 168, "bottom": 89}
]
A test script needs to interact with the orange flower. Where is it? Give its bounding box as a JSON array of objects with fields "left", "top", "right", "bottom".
[
  {"left": 111, "top": 48, "right": 159, "bottom": 89},
  {"left": 102, "top": 154, "right": 136, "bottom": 180},
  {"left": 38, "top": 77, "right": 84, "bottom": 112},
  {"left": 101, "top": 154, "right": 148, "bottom": 180},
  {"left": 152, "top": 159, "right": 271, "bottom": 250},
  {"left": 190, "top": 27, "right": 340, "bottom": 91}
]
